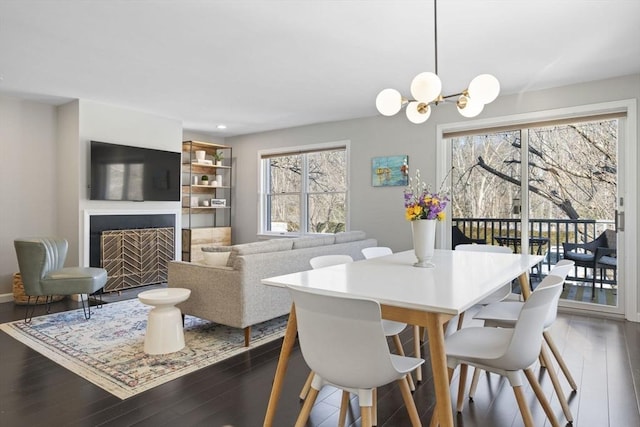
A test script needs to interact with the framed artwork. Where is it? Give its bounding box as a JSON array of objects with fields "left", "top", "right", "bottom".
[{"left": 371, "top": 155, "right": 409, "bottom": 187}]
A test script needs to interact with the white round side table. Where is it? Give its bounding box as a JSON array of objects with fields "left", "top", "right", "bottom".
[{"left": 138, "top": 288, "right": 191, "bottom": 355}]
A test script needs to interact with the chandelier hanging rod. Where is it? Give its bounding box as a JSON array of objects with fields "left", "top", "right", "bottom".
[{"left": 375, "top": 0, "right": 500, "bottom": 123}]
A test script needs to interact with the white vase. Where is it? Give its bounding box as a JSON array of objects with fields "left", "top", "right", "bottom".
[
  {"left": 195, "top": 150, "right": 206, "bottom": 162},
  {"left": 411, "top": 219, "right": 436, "bottom": 268}
]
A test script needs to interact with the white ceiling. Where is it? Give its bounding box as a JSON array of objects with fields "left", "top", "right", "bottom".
[{"left": 1, "top": 0, "right": 639, "bottom": 137}]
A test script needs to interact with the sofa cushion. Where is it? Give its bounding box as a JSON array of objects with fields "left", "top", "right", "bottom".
[
  {"left": 227, "top": 239, "right": 294, "bottom": 267},
  {"left": 334, "top": 230, "right": 367, "bottom": 243},
  {"left": 291, "top": 235, "right": 336, "bottom": 249}
]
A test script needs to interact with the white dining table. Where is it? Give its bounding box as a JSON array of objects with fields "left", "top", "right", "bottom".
[{"left": 261, "top": 249, "right": 543, "bottom": 427}]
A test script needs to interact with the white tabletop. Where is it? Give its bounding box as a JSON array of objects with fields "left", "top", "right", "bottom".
[{"left": 262, "top": 249, "right": 543, "bottom": 315}]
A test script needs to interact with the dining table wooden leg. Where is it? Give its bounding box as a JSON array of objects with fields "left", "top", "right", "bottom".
[
  {"left": 263, "top": 304, "right": 298, "bottom": 427},
  {"left": 414, "top": 325, "right": 423, "bottom": 382},
  {"left": 518, "top": 271, "right": 532, "bottom": 300},
  {"left": 426, "top": 313, "right": 454, "bottom": 427}
]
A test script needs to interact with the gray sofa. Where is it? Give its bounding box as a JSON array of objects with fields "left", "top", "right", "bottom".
[{"left": 167, "top": 231, "right": 377, "bottom": 346}]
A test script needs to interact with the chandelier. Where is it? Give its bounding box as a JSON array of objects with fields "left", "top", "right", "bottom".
[{"left": 375, "top": 0, "right": 500, "bottom": 124}]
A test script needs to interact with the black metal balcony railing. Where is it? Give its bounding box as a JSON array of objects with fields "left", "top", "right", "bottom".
[{"left": 452, "top": 217, "right": 616, "bottom": 286}]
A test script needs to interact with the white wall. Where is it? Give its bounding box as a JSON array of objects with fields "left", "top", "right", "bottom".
[
  {"left": 0, "top": 97, "right": 184, "bottom": 299},
  {"left": 0, "top": 95, "right": 58, "bottom": 298}
]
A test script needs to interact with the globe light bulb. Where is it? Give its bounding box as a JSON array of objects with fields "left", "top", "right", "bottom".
[
  {"left": 457, "top": 95, "right": 484, "bottom": 118},
  {"left": 375, "top": 88, "right": 403, "bottom": 116},
  {"left": 410, "top": 72, "right": 442, "bottom": 103},
  {"left": 468, "top": 74, "right": 500, "bottom": 104},
  {"left": 406, "top": 101, "right": 431, "bottom": 124}
]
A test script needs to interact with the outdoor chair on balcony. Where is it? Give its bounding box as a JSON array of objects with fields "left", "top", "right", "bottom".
[
  {"left": 562, "top": 229, "right": 616, "bottom": 298},
  {"left": 452, "top": 226, "right": 485, "bottom": 249}
]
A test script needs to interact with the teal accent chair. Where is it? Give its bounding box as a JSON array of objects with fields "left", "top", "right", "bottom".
[{"left": 14, "top": 237, "right": 108, "bottom": 322}]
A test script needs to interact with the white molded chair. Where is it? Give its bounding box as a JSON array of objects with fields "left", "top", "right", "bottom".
[
  {"left": 308, "top": 254, "right": 354, "bottom": 269},
  {"left": 455, "top": 244, "right": 514, "bottom": 306},
  {"left": 445, "top": 276, "right": 565, "bottom": 427},
  {"left": 288, "top": 285, "right": 424, "bottom": 427},
  {"left": 361, "top": 246, "right": 393, "bottom": 259},
  {"left": 361, "top": 247, "right": 423, "bottom": 383},
  {"left": 467, "top": 259, "right": 576, "bottom": 423}
]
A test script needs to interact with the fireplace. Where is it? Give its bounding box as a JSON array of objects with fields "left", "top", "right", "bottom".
[{"left": 89, "top": 214, "right": 176, "bottom": 292}]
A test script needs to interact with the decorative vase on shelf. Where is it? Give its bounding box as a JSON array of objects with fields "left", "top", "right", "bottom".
[{"left": 411, "top": 219, "right": 436, "bottom": 268}]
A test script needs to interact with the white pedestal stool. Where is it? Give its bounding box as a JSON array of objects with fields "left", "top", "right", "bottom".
[{"left": 138, "top": 288, "right": 191, "bottom": 355}]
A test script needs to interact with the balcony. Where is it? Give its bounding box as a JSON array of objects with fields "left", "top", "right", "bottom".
[{"left": 452, "top": 217, "right": 617, "bottom": 304}]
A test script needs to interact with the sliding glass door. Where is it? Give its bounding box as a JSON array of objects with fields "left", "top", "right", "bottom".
[{"left": 448, "top": 116, "right": 623, "bottom": 314}]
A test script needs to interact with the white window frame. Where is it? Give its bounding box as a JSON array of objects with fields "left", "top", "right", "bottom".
[{"left": 257, "top": 140, "right": 350, "bottom": 237}]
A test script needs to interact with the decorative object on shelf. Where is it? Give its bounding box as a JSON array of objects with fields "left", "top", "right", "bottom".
[
  {"left": 195, "top": 150, "right": 206, "bottom": 162},
  {"left": 216, "top": 174, "right": 222, "bottom": 186},
  {"left": 201, "top": 175, "right": 209, "bottom": 184},
  {"left": 213, "top": 151, "right": 224, "bottom": 166},
  {"left": 211, "top": 198, "right": 226, "bottom": 207},
  {"left": 375, "top": 0, "right": 500, "bottom": 124},
  {"left": 192, "top": 175, "right": 198, "bottom": 185},
  {"left": 371, "top": 155, "right": 409, "bottom": 187},
  {"left": 211, "top": 180, "right": 218, "bottom": 186},
  {"left": 404, "top": 168, "right": 449, "bottom": 267},
  {"left": 202, "top": 200, "right": 210, "bottom": 207}
]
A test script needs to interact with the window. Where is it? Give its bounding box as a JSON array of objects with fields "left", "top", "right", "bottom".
[{"left": 260, "top": 142, "right": 348, "bottom": 235}]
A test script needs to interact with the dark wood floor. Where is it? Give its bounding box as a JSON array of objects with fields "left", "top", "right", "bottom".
[{"left": 1, "top": 297, "right": 639, "bottom": 427}]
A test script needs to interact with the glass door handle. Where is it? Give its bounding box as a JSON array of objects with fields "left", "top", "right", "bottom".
[{"left": 616, "top": 210, "right": 624, "bottom": 232}]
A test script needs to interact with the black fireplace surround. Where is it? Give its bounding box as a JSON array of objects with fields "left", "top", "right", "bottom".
[{"left": 89, "top": 214, "right": 175, "bottom": 268}]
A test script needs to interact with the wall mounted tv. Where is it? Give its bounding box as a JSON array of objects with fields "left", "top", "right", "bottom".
[{"left": 90, "top": 141, "right": 181, "bottom": 201}]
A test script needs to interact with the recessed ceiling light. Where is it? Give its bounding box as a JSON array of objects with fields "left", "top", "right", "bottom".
[{"left": 216, "top": 124, "right": 227, "bottom": 130}]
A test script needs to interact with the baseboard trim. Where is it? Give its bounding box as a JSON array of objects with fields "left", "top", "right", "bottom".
[{"left": 0, "top": 293, "right": 14, "bottom": 304}]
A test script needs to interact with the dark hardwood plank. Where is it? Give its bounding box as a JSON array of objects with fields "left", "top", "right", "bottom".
[{"left": 1, "top": 297, "right": 639, "bottom": 427}]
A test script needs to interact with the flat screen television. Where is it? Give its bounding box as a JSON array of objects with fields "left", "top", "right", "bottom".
[{"left": 90, "top": 141, "right": 181, "bottom": 201}]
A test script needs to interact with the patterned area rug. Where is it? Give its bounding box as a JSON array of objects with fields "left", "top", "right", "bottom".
[{"left": 0, "top": 299, "right": 288, "bottom": 399}]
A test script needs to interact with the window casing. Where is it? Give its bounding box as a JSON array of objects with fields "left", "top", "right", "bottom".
[{"left": 259, "top": 143, "right": 348, "bottom": 236}]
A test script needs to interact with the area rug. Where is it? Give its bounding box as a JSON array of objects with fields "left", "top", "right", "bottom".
[{"left": 0, "top": 299, "right": 288, "bottom": 400}]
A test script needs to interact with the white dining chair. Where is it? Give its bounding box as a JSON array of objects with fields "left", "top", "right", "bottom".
[
  {"left": 287, "top": 285, "right": 424, "bottom": 427},
  {"left": 444, "top": 276, "right": 565, "bottom": 427},
  {"left": 361, "top": 247, "right": 423, "bottom": 383},
  {"left": 361, "top": 246, "right": 393, "bottom": 259},
  {"left": 466, "top": 259, "right": 576, "bottom": 423}
]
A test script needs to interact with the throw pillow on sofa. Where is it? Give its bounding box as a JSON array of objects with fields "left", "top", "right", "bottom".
[{"left": 201, "top": 250, "right": 231, "bottom": 266}]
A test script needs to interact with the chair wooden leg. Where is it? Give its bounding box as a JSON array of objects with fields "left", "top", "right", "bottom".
[
  {"left": 544, "top": 330, "right": 577, "bottom": 390},
  {"left": 372, "top": 388, "right": 378, "bottom": 426},
  {"left": 295, "top": 387, "right": 319, "bottom": 427},
  {"left": 392, "top": 335, "right": 415, "bottom": 391},
  {"left": 468, "top": 367, "right": 481, "bottom": 401},
  {"left": 456, "top": 364, "right": 468, "bottom": 412},
  {"left": 413, "top": 325, "right": 422, "bottom": 382},
  {"left": 243, "top": 326, "right": 251, "bottom": 347},
  {"left": 397, "top": 377, "right": 421, "bottom": 427},
  {"left": 456, "top": 312, "right": 465, "bottom": 330},
  {"left": 338, "top": 390, "right": 350, "bottom": 427},
  {"left": 540, "top": 345, "right": 573, "bottom": 423},
  {"left": 361, "top": 405, "right": 373, "bottom": 427},
  {"left": 513, "top": 385, "right": 535, "bottom": 427},
  {"left": 299, "top": 371, "right": 314, "bottom": 400},
  {"left": 524, "top": 368, "right": 561, "bottom": 427}
]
